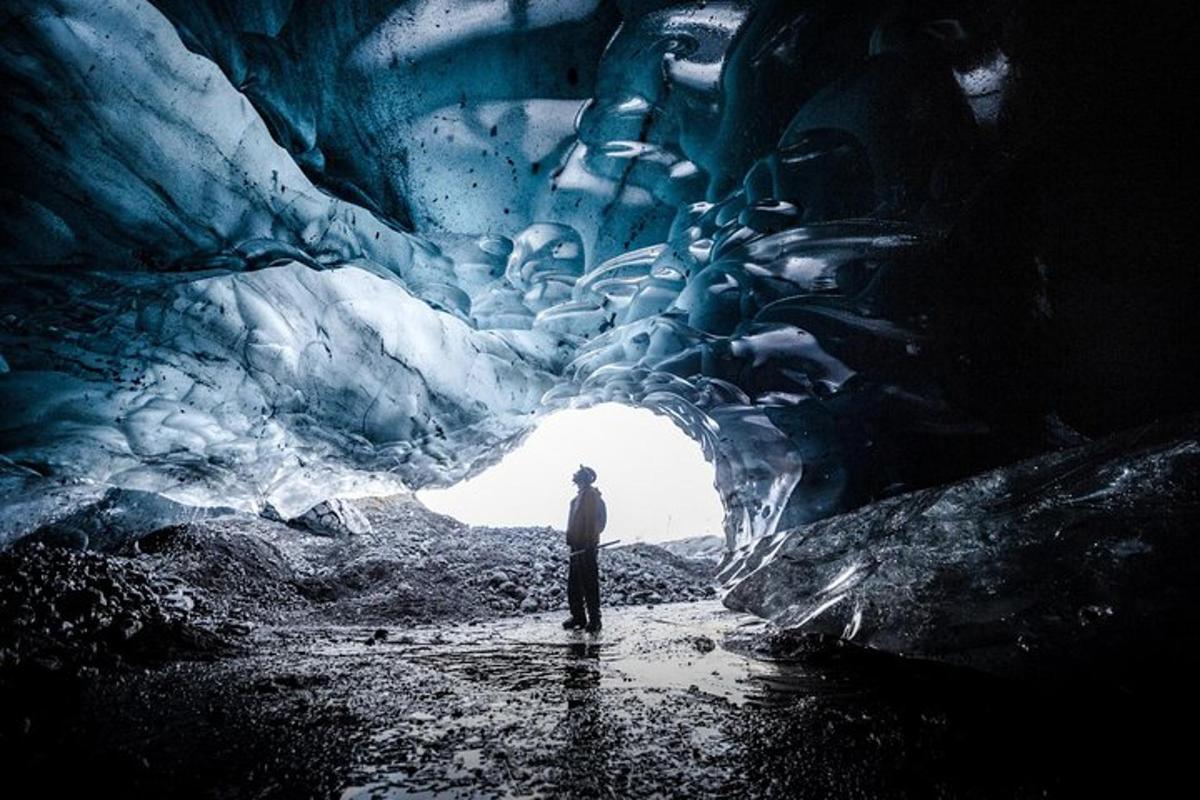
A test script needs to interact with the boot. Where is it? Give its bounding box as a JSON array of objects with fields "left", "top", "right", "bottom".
[{"left": 562, "top": 617, "right": 585, "bottom": 630}]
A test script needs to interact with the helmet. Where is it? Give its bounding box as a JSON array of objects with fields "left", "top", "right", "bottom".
[{"left": 573, "top": 465, "right": 597, "bottom": 485}]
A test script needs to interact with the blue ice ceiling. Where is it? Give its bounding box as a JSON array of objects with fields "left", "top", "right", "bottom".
[{"left": 0, "top": 1, "right": 1193, "bottom": 559}]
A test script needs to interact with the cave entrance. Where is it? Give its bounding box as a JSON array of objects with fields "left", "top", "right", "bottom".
[{"left": 417, "top": 403, "right": 724, "bottom": 544}]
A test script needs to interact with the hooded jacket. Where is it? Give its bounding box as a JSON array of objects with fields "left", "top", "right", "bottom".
[{"left": 566, "top": 485, "right": 607, "bottom": 549}]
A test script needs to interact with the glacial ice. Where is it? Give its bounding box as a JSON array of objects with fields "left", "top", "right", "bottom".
[
  {"left": 2, "top": 0, "right": 1195, "bottom": 600},
  {"left": 723, "top": 417, "right": 1200, "bottom": 685}
]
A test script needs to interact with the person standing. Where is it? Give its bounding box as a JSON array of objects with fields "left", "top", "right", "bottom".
[{"left": 563, "top": 465, "right": 607, "bottom": 633}]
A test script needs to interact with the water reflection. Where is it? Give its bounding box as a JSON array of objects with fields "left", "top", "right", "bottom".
[
  {"left": 558, "top": 637, "right": 615, "bottom": 795},
  {"left": 563, "top": 640, "right": 602, "bottom": 694},
  {"left": 322, "top": 603, "right": 1182, "bottom": 798}
]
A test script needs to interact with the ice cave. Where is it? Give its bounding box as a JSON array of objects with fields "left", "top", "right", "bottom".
[{"left": 0, "top": 1, "right": 1197, "bottom": 797}]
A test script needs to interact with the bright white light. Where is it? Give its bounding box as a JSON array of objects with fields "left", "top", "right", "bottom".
[{"left": 417, "top": 403, "right": 724, "bottom": 543}]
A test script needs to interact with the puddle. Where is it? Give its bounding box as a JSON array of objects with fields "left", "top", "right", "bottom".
[{"left": 292, "top": 601, "right": 786, "bottom": 707}]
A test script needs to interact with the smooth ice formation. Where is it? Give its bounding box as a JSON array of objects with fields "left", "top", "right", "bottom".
[
  {"left": 1, "top": 0, "right": 1193, "bottom": 586},
  {"left": 723, "top": 417, "right": 1200, "bottom": 685}
]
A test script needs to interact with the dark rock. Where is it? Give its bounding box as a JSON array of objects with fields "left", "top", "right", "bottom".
[
  {"left": 260, "top": 503, "right": 287, "bottom": 523},
  {"left": 110, "top": 616, "right": 143, "bottom": 641},
  {"left": 498, "top": 582, "right": 525, "bottom": 600},
  {"left": 58, "top": 587, "right": 105, "bottom": 619},
  {"left": 287, "top": 499, "right": 372, "bottom": 538},
  {"left": 0, "top": 541, "right": 237, "bottom": 674},
  {"left": 217, "top": 620, "right": 255, "bottom": 637}
]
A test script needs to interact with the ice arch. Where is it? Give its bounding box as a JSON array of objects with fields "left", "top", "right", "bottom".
[{"left": 0, "top": 0, "right": 1192, "bottom": 586}]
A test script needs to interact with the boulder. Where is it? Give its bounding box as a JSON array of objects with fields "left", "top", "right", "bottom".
[{"left": 287, "top": 499, "right": 373, "bottom": 538}]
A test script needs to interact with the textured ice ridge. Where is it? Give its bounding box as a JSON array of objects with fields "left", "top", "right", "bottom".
[{"left": 2, "top": 1, "right": 1193, "bottom": 566}]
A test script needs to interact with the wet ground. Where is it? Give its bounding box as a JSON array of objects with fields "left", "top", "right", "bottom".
[{"left": 3, "top": 600, "right": 1189, "bottom": 798}]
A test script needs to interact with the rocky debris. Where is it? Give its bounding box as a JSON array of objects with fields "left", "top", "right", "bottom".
[
  {"left": 217, "top": 620, "right": 255, "bottom": 637},
  {"left": 0, "top": 541, "right": 234, "bottom": 677},
  {"left": 723, "top": 416, "right": 1200, "bottom": 686},
  {"left": 21, "top": 493, "right": 719, "bottom": 631},
  {"left": 285, "top": 499, "right": 373, "bottom": 538},
  {"left": 291, "top": 511, "right": 718, "bottom": 624},
  {"left": 129, "top": 524, "right": 310, "bottom": 624}
]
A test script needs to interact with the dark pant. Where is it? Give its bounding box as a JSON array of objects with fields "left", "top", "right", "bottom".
[{"left": 567, "top": 546, "right": 601, "bottom": 625}]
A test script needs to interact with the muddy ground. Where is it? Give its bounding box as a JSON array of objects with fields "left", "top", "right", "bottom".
[
  {"left": 2, "top": 601, "right": 1192, "bottom": 798},
  {"left": 0, "top": 495, "right": 1193, "bottom": 797}
]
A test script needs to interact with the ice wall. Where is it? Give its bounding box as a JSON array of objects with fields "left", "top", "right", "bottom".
[
  {"left": 0, "top": 0, "right": 566, "bottom": 542},
  {"left": 1, "top": 1, "right": 1194, "bottom": 560}
]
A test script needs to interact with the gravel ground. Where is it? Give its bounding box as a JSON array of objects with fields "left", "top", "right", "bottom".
[
  {"left": 1, "top": 492, "right": 716, "bottom": 687},
  {"left": 0, "top": 541, "right": 237, "bottom": 676},
  {"left": 126, "top": 493, "right": 717, "bottom": 628},
  {"left": 2, "top": 602, "right": 1187, "bottom": 798},
  {"left": 2, "top": 495, "right": 1190, "bottom": 798}
]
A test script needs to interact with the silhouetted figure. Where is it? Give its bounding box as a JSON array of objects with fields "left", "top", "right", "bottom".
[{"left": 563, "top": 465, "right": 606, "bottom": 633}]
